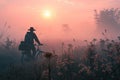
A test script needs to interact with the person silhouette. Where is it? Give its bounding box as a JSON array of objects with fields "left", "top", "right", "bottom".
[{"left": 24, "top": 27, "right": 42, "bottom": 57}]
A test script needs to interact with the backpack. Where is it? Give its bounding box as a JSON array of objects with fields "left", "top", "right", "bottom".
[{"left": 18, "top": 41, "right": 30, "bottom": 51}]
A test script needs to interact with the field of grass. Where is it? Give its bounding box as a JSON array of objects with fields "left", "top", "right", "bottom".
[{"left": 0, "top": 37, "right": 120, "bottom": 80}]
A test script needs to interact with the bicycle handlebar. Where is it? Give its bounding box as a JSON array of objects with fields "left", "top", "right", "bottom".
[{"left": 34, "top": 44, "right": 43, "bottom": 46}]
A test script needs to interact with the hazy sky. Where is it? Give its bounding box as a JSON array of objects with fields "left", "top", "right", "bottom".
[{"left": 0, "top": 0, "right": 120, "bottom": 42}]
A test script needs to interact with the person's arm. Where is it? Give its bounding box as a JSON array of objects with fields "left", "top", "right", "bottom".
[{"left": 33, "top": 33, "right": 42, "bottom": 45}]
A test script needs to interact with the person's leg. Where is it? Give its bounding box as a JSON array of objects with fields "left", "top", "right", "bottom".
[{"left": 31, "top": 45, "right": 36, "bottom": 57}]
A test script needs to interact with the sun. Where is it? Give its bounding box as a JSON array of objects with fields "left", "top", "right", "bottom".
[{"left": 42, "top": 10, "right": 52, "bottom": 18}]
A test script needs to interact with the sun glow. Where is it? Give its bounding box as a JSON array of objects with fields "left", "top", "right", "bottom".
[{"left": 42, "top": 10, "right": 52, "bottom": 18}]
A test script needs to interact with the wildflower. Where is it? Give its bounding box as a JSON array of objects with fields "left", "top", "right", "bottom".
[{"left": 44, "top": 52, "right": 53, "bottom": 59}]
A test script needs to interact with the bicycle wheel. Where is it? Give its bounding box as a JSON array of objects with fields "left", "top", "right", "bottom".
[{"left": 35, "top": 50, "right": 44, "bottom": 63}]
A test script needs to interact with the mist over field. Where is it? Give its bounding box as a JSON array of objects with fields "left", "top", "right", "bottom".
[{"left": 0, "top": 0, "right": 120, "bottom": 41}]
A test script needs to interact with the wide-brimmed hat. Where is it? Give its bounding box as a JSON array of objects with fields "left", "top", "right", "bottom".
[{"left": 28, "top": 27, "right": 36, "bottom": 31}]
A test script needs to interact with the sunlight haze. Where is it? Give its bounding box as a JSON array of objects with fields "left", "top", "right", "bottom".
[{"left": 0, "top": 0, "right": 120, "bottom": 42}]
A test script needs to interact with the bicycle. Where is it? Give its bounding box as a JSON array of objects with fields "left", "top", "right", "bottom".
[{"left": 21, "top": 44, "right": 44, "bottom": 64}]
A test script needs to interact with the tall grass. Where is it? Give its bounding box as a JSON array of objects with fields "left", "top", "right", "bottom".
[{"left": 0, "top": 36, "right": 120, "bottom": 80}]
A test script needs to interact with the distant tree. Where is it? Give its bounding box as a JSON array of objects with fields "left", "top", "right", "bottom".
[
  {"left": 62, "top": 24, "right": 71, "bottom": 32},
  {"left": 95, "top": 8, "right": 120, "bottom": 35}
]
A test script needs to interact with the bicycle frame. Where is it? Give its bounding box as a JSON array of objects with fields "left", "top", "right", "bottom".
[
  {"left": 21, "top": 45, "right": 44, "bottom": 64},
  {"left": 35, "top": 45, "right": 44, "bottom": 60}
]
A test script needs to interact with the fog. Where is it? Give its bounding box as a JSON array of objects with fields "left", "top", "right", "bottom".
[{"left": 0, "top": 0, "right": 120, "bottom": 43}]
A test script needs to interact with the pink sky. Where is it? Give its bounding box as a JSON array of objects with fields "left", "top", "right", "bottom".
[{"left": 0, "top": 0, "right": 119, "bottom": 42}]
